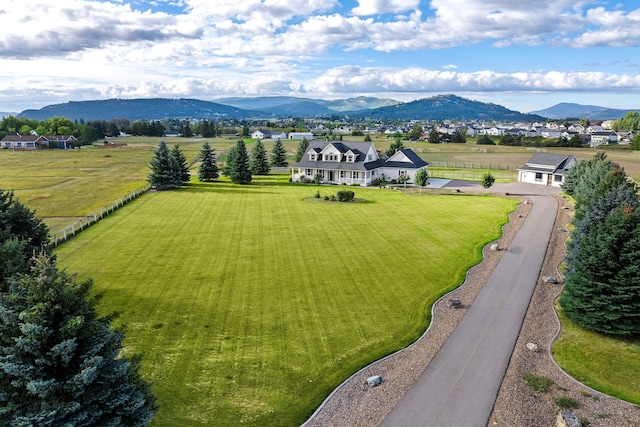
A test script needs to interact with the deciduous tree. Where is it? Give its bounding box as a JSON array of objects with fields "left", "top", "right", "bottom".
[
  {"left": 414, "top": 168, "right": 429, "bottom": 193},
  {"left": 482, "top": 173, "right": 495, "bottom": 193},
  {"left": 385, "top": 138, "right": 404, "bottom": 157}
]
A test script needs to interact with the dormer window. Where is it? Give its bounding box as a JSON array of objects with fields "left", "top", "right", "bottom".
[
  {"left": 309, "top": 152, "right": 317, "bottom": 161},
  {"left": 346, "top": 155, "right": 354, "bottom": 162}
]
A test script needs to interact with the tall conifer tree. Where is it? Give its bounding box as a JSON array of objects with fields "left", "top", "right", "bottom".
[
  {"left": 198, "top": 142, "right": 219, "bottom": 182},
  {"left": 249, "top": 140, "right": 270, "bottom": 175},
  {"left": 270, "top": 139, "right": 288, "bottom": 167},
  {"left": 229, "top": 140, "right": 252, "bottom": 184},
  {"left": 171, "top": 144, "right": 190, "bottom": 183},
  {"left": 148, "top": 141, "right": 182, "bottom": 190}
]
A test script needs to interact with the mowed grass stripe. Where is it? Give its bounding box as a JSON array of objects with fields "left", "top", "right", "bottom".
[{"left": 54, "top": 178, "right": 516, "bottom": 426}]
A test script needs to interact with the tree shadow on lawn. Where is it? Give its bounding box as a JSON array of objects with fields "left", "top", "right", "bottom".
[{"left": 180, "top": 182, "right": 281, "bottom": 195}]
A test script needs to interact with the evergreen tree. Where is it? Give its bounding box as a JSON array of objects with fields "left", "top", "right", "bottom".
[
  {"left": 0, "top": 255, "right": 158, "bottom": 425},
  {"left": 427, "top": 128, "right": 441, "bottom": 144},
  {"left": 249, "top": 140, "right": 270, "bottom": 175},
  {"left": 198, "top": 142, "right": 219, "bottom": 182},
  {"left": 385, "top": 138, "right": 404, "bottom": 157},
  {"left": 408, "top": 123, "right": 423, "bottom": 141},
  {"left": 560, "top": 206, "right": 640, "bottom": 336},
  {"left": 0, "top": 190, "right": 51, "bottom": 289},
  {"left": 171, "top": 144, "right": 190, "bottom": 184},
  {"left": 229, "top": 140, "right": 252, "bottom": 184},
  {"left": 295, "top": 138, "right": 310, "bottom": 163},
  {"left": 222, "top": 145, "right": 237, "bottom": 177},
  {"left": 148, "top": 141, "right": 182, "bottom": 190},
  {"left": 270, "top": 139, "right": 288, "bottom": 167}
]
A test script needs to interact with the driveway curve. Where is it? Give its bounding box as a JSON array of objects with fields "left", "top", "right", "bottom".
[{"left": 381, "top": 188, "right": 558, "bottom": 426}]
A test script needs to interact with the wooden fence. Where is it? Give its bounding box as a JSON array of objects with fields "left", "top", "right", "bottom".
[{"left": 51, "top": 184, "right": 150, "bottom": 247}]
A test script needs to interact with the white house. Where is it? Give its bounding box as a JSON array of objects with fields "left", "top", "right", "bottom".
[
  {"left": 0, "top": 134, "right": 76, "bottom": 149},
  {"left": 251, "top": 130, "right": 286, "bottom": 140},
  {"left": 517, "top": 153, "right": 577, "bottom": 187},
  {"left": 291, "top": 141, "right": 428, "bottom": 186},
  {"left": 589, "top": 131, "right": 617, "bottom": 148},
  {"left": 288, "top": 132, "right": 314, "bottom": 140}
]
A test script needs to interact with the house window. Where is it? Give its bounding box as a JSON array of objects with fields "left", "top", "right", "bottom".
[
  {"left": 352, "top": 171, "right": 358, "bottom": 179},
  {"left": 399, "top": 170, "right": 407, "bottom": 176},
  {"left": 535, "top": 173, "right": 543, "bottom": 181},
  {"left": 368, "top": 154, "right": 372, "bottom": 161},
  {"left": 306, "top": 169, "right": 313, "bottom": 176},
  {"left": 346, "top": 155, "right": 354, "bottom": 162},
  {"left": 340, "top": 171, "right": 345, "bottom": 178},
  {"left": 554, "top": 175, "right": 563, "bottom": 182},
  {"left": 324, "top": 154, "right": 338, "bottom": 161},
  {"left": 309, "top": 153, "right": 317, "bottom": 161}
]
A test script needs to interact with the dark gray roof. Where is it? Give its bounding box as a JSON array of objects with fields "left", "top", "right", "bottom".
[
  {"left": 386, "top": 148, "right": 428, "bottom": 169},
  {"left": 292, "top": 142, "right": 427, "bottom": 171},
  {"left": 519, "top": 153, "right": 576, "bottom": 173}
]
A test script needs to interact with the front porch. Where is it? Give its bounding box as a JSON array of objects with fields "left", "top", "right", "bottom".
[{"left": 292, "top": 167, "right": 374, "bottom": 186}]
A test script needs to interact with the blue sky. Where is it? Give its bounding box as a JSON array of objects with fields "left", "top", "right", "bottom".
[{"left": 1, "top": 0, "right": 639, "bottom": 114}]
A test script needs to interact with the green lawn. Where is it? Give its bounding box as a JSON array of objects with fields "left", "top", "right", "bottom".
[
  {"left": 553, "top": 298, "right": 640, "bottom": 405},
  {"left": 54, "top": 175, "right": 517, "bottom": 426}
]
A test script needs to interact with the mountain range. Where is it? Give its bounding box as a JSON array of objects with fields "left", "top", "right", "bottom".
[
  {"left": 529, "top": 103, "right": 638, "bottom": 120},
  {"left": 15, "top": 95, "right": 637, "bottom": 122}
]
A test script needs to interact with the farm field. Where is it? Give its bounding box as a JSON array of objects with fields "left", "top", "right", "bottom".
[
  {"left": 3, "top": 139, "right": 640, "bottom": 423},
  {"left": 53, "top": 175, "right": 517, "bottom": 426}
]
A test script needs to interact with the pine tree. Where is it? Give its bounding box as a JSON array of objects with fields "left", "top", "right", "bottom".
[
  {"left": 198, "top": 142, "right": 219, "bottom": 182},
  {"left": 294, "top": 138, "right": 310, "bottom": 163},
  {"left": 249, "top": 140, "right": 270, "bottom": 175},
  {"left": 171, "top": 144, "right": 190, "bottom": 184},
  {"left": 270, "top": 139, "right": 288, "bottom": 167},
  {"left": 385, "top": 138, "right": 404, "bottom": 157},
  {"left": 148, "top": 141, "right": 182, "bottom": 190},
  {"left": 560, "top": 206, "right": 640, "bottom": 335},
  {"left": 229, "top": 140, "right": 252, "bottom": 184},
  {"left": 0, "top": 189, "right": 51, "bottom": 289},
  {"left": 0, "top": 255, "right": 158, "bottom": 425}
]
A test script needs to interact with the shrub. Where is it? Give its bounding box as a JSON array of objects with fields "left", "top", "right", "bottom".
[
  {"left": 371, "top": 178, "right": 381, "bottom": 186},
  {"left": 524, "top": 373, "right": 554, "bottom": 392},
  {"left": 312, "top": 173, "right": 323, "bottom": 184},
  {"left": 554, "top": 396, "right": 581, "bottom": 409},
  {"left": 330, "top": 195, "right": 337, "bottom": 201},
  {"left": 337, "top": 190, "right": 355, "bottom": 202},
  {"left": 324, "top": 195, "right": 329, "bottom": 201},
  {"left": 314, "top": 190, "right": 320, "bottom": 199}
]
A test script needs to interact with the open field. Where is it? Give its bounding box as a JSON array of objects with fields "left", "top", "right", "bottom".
[
  {"left": 53, "top": 176, "right": 517, "bottom": 426},
  {"left": 3, "top": 139, "right": 640, "bottom": 424}
]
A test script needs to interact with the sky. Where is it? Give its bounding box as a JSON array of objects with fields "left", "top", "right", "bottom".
[{"left": 1, "top": 0, "right": 639, "bottom": 114}]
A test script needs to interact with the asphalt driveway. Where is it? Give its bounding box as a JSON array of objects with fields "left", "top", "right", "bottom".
[{"left": 381, "top": 190, "right": 558, "bottom": 426}]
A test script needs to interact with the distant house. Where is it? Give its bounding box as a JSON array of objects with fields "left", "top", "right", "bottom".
[
  {"left": 291, "top": 141, "right": 428, "bottom": 186},
  {"left": 251, "top": 130, "right": 287, "bottom": 140},
  {"left": 0, "top": 134, "right": 76, "bottom": 149},
  {"left": 288, "top": 132, "right": 314, "bottom": 140},
  {"left": 517, "top": 153, "right": 577, "bottom": 187},
  {"left": 589, "top": 131, "right": 617, "bottom": 148}
]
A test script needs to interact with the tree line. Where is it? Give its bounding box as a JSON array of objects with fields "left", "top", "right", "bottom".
[
  {"left": 0, "top": 190, "right": 158, "bottom": 424},
  {"left": 148, "top": 138, "right": 293, "bottom": 188},
  {"left": 560, "top": 152, "right": 640, "bottom": 336}
]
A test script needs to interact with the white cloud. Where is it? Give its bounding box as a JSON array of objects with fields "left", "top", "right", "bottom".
[
  {"left": 308, "top": 66, "right": 640, "bottom": 94},
  {"left": 351, "top": 0, "right": 420, "bottom": 16}
]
